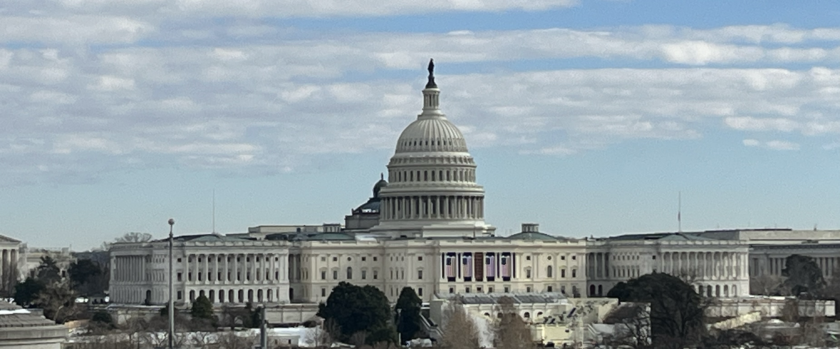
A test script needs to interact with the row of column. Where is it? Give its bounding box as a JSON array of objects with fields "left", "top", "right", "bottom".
[
  {"left": 190, "top": 287, "right": 280, "bottom": 304},
  {"left": 0, "top": 249, "right": 18, "bottom": 279},
  {"left": 381, "top": 195, "right": 484, "bottom": 220},
  {"left": 185, "top": 253, "right": 285, "bottom": 284},
  {"left": 114, "top": 256, "right": 145, "bottom": 282},
  {"left": 661, "top": 251, "right": 746, "bottom": 280},
  {"left": 587, "top": 252, "right": 609, "bottom": 279},
  {"left": 391, "top": 168, "right": 475, "bottom": 184}
]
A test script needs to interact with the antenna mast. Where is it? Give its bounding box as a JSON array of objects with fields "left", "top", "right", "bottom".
[{"left": 212, "top": 189, "right": 216, "bottom": 234}]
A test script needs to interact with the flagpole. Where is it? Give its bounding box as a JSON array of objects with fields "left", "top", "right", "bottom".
[{"left": 678, "top": 192, "right": 682, "bottom": 233}]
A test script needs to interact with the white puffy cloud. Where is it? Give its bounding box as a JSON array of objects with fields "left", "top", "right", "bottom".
[{"left": 1, "top": 20, "right": 839, "bottom": 185}]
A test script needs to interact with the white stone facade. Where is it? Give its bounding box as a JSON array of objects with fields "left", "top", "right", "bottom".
[
  {"left": 110, "top": 236, "right": 290, "bottom": 305},
  {"left": 109, "top": 65, "right": 758, "bottom": 307}
]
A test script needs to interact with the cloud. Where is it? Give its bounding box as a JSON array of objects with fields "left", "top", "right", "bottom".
[
  {"left": 2, "top": 20, "right": 840, "bottom": 185},
  {"left": 742, "top": 139, "right": 800, "bottom": 151}
]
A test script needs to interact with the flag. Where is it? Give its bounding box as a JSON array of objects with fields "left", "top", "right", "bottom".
[
  {"left": 445, "top": 255, "right": 454, "bottom": 278},
  {"left": 463, "top": 254, "right": 473, "bottom": 278},
  {"left": 486, "top": 254, "right": 496, "bottom": 278},
  {"left": 501, "top": 254, "right": 510, "bottom": 278}
]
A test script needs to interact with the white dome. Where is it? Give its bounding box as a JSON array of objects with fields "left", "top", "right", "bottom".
[{"left": 395, "top": 117, "right": 468, "bottom": 153}]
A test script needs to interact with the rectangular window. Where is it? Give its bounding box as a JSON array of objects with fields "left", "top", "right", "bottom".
[
  {"left": 332, "top": 257, "right": 338, "bottom": 262},
  {"left": 373, "top": 257, "right": 378, "bottom": 261},
  {"left": 177, "top": 291, "right": 182, "bottom": 300},
  {"left": 418, "top": 270, "right": 423, "bottom": 280},
  {"left": 198, "top": 273, "right": 202, "bottom": 281},
  {"left": 321, "top": 271, "right": 326, "bottom": 280},
  {"left": 362, "top": 257, "right": 366, "bottom": 261},
  {"left": 477, "top": 286, "right": 483, "bottom": 293},
  {"left": 321, "top": 288, "right": 326, "bottom": 297},
  {"left": 333, "top": 270, "right": 338, "bottom": 280},
  {"left": 488, "top": 286, "right": 494, "bottom": 293},
  {"left": 321, "top": 256, "right": 326, "bottom": 261},
  {"left": 362, "top": 270, "right": 367, "bottom": 280},
  {"left": 526, "top": 269, "right": 531, "bottom": 278},
  {"left": 449, "top": 287, "right": 454, "bottom": 294},
  {"left": 188, "top": 272, "right": 192, "bottom": 281},
  {"left": 373, "top": 270, "right": 378, "bottom": 280},
  {"left": 237, "top": 272, "right": 241, "bottom": 281},
  {"left": 465, "top": 287, "right": 470, "bottom": 293},
  {"left": 504, "top": 286, "right": 510, "bottom": 293},
  {"left": 418, "top": 288, "right": 423, "bottom": 296},
  {"left": 561, "top": 286, "right": 566, "bottom": 294},
  {"left": 547, "top": 286, "right": 553, "bottom": 292},
  {"left": 526, "top": 286, "right": 532, "bottom": 292},
  {"left": 561, "top": 269, "right": 566, "bottom": 278},
  {"left": 418, "top": 256, "right": 423, "bottom": 261},
  {"left": 572, "top": 269, "right": 577, "bottom": 278},
  {"left": 177, "top": 272, "right": 182, "bottom": 281}
]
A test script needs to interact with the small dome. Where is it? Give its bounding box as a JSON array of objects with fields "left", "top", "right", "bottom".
[
  {"left": 373, "top": 173, "right": 388, "bottom": 197},
  {"left": 507, "top": 231, "right": 561, "bottom": 241},
  {"left": 395, "top": 117, "right": 468, "bottom": 153}
]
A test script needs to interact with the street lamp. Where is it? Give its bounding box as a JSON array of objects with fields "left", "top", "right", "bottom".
[{"left": 168, "top": 218, "right": 175, "bottom": 349}]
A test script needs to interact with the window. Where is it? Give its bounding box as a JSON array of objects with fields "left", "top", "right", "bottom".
[
  {"left": 561, "top": 256, "right": 565, "bottom": 260},
  {"left": 572, "top": 269, "right": 577, "bottom": 278},
  {"left": 652, "top": 255, "right": 656, "bottom": 260},
  {"left": 348, "top": 257, "right": 352, "bottom": 261},
  {"left": 547, "top": 256, "right": 552, "bottom": 260},
  {"left": 449, "top": 287, "right": 454, "bottom": 294},
  {"left": 477, "top": 286, "right": 483, "bottom": 293},
  {"left": 561, "top": 269, "right": 566, "bottom": 278},
  {"left": 547, "top": 266, "right": 553, "bottom": 278},
  {"left": 362, "top": 257, "right": 366, "bottom": 261},
  {"left": 572, "top": 255, "right": 576, "bottom": 260},
  {"left": 561, "top": 286, "right": 566, "bottom": 294},
  {"left": 177, "top": 258, "right": 182, "bottom": 263},
  {"left": 547, "top": 286, "right": 553, "bottom": 292},
  {"left": 417, "top": 269, "right": 423, "bottom": 280},
  {"left": 321, "top": 288, "right": 326, "bottom": 297},
  {"left": 526, "top": 286, "right": 532, "bottom": 292},
  {"left": 373, "top": 270, "right": 378, "bottom": 280},
  {"left": 526, "top": 268, "right": 532, "bottom": 278},
  {"left": 362, "top": 270, "right": 367, "bottom": 280},
  {"left": 177, "top": 272, "right": 182, "bottom": 281},
  {"left": 346, "top": 267, "right": 353, "bottom": 279},
  {"left": 177, "top": 291, "right": 182, "bottom": 300},
  {"left": 418, "top": 256, "right": 423, "bottom": 261},
  {"left": 465, "top": 287, "right": 471, "bottom": 293},
  {"left": 321, "top": 270, "right": 326, "bottom": 280},
  {"left": 188, "top": 272, "right": 192, "bottom": 281},
  {"left": 526, "top": 256, "right": 531, "bottom": 261},
  {"left": 373, "top": 257, "right": 377, "bottom": 261},
  {"left": 504, "top": 286, "right": 510, "bottom": 293},
  {"left": 332, "top": 270, "right": 338, "bottom": 280},
  {"left": 488, "top": 287, "right": 494, "bottom": 293},
  {"left": 332, "top": 257, "right": 337, "bottom": 262},
  {"left": 418, "top": 288, "right": 423, "bottom": 296}
]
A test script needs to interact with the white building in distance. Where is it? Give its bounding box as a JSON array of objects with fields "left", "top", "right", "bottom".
[{"left": 112, "top": 62, "right": 781, "bottom": 308}]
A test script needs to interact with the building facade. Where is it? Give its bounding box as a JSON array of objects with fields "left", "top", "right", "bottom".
[{"left": 111, "top": 64, "right": 767, "bottom": 307}]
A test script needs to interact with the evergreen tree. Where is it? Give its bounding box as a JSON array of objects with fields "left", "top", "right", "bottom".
[
  {"left": 190, "top": 295, "right": 214, "bottom": 320},
  {"left": 317, "top": 282, "right": 394, "bottom": 344},
  {"left": 607, "top": 273, "right": 707, "bottom": 348},
  {"left": 13, "top": 277, "right": 45, "bottom": 307},
  {"left": 395, "top": 287, "right": 423, "bottom": 343},
  {"left": 783, "top": 254, "right": 826, "bottom": 296}
]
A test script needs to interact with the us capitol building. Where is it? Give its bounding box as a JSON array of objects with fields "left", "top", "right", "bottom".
[{"left": 109, "top": 62, "right": 840, "bottom": 310}]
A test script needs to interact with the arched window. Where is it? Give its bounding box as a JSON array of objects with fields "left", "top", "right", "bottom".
[
  {"left": 346, "top": 267, "right": 353, "bottom": 280},
  {"left": 723, "top": 285, "right": 729, "bottom": 297},
  {"left": 523, "top": 312, "right": 531, "bottom": 319},
  {"left": 589, "top": 285, "right": 596, "bottom": 296},
  {"left": 189, "top": 290, "right": 195, "bottom": 302},
  {"left": 248, "top": 289, "right": 254, "bottom": 303},
  {"left": 209, "top": 290, "right": 215, "bottom": 303},
  {"left": 547, "top": 266, "right": 553, "bottom": 278},
  {"left": 732, "top": 285, "right": 737, "bottom": 297},
  {"left": 597, "top": 285, "right": 603, "bottom": 296},
  {"left": 715, "top": 285, "right": 720, "bottom": 297}
]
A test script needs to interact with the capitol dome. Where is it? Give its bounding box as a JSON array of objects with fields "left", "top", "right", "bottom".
[
  {"left": 372, "top": 59, "right": 495, "bottom": 239},
  {"left": 395, "top": 117, "right": 468, "bottom": 153}
]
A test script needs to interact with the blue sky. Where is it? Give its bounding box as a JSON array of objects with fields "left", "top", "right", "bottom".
[{"left": 2, "top": 0, "right": 840, "bottom": 250}]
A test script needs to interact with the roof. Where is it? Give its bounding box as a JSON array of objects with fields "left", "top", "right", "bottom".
[
  {"left": 0, "top": 301, "right": 61, "bottom": 328},
  {"left": 608, "top": 232, "right": 718, "bottom": 241},
  {"left": 153, "top": 234, "right": 252, "bottom": 243},
  {"left": 507, "top": 231, "right": 564, "bottom": 241},
  {"left": 266, "top": 232, "right": 356, "bottom": 242},
  {"left": 0, "top": 234, "right": 21, "bottom": 243},
  {"left": 442, "top": 292, "right": 567, "bottom": 305}
]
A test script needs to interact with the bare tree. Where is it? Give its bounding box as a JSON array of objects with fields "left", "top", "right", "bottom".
[
  {"left": 114, "top": 232, "right": 154, "bottom": 243},
  {"left": 493, "top": 296, "right": 533, "bottom": 349},
  {"left": 603, "top": 304, "right": 652, "bottom": 349},
  {"left": 750, "top": 274, "right": 786, "bottom": 296},
  {"left": 306, "top": 319, "right": 338, "bottom": 348},
  {"left": 438, "top": 297, "right": 481, "bottom": 349},
  {"left": 216, "top": 331, "right": 256, "bottom": 349}
]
